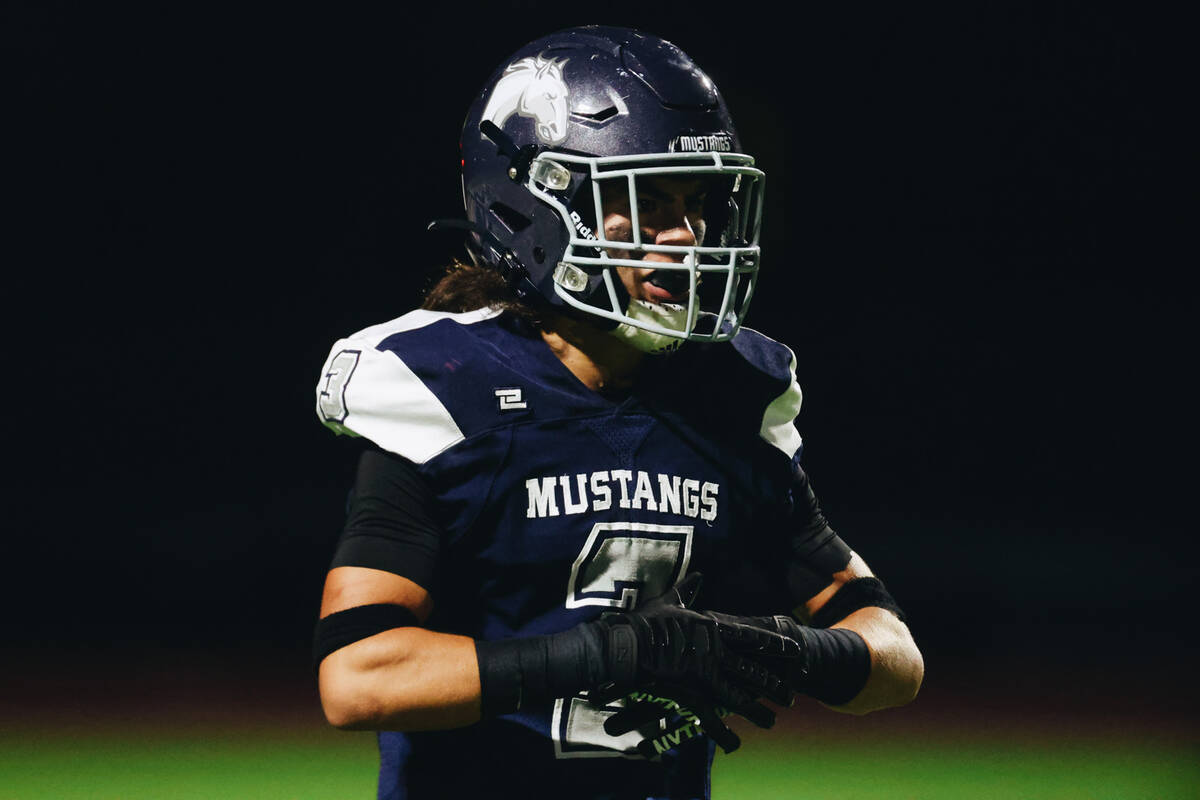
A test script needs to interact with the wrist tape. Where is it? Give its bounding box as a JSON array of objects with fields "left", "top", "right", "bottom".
[
  {"left": 793, "top": 626, "right": 872, "bottom": 706},
  {"left": 475, "top": 623, "right": 607, "bottom": 717}
]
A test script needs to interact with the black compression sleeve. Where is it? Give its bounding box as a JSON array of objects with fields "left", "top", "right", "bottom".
[
  {"left": 783, "top": 465, "right": 853, "bottom": 600},
  {"left": 330, "top": 447, "right": 440, "bottom": 590}
]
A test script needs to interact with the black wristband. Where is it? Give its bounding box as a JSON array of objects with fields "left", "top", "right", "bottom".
[
  {"left": 794, "top": 626, "right": 871, "bottom": 706},
  {"left": 475, "top": 623, "right": 607, "bottom": 717}
]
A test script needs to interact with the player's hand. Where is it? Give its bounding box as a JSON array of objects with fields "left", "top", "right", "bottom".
[
  {"left": 601, "top": 690, "right": 735, "bottom": 759},
  {"left": 588, "top": 573, "right": 800, "bottom": 755},
  {"left": 705, "top": 611, "right": 815, "bottom": 699}
]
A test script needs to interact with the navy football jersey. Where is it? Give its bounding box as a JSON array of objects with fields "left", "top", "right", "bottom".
[{"left": 315, "top": 308, "right": 807, "bottom": 799}]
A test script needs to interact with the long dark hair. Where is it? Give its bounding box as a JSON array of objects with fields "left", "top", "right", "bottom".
[{"left": 420, "top": 260, "right": 540, "bottom": 325}]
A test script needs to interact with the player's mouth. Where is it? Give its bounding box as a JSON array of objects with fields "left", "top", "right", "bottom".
[{"left": 643, "top": 269, "right": 690, "bottom": 303}]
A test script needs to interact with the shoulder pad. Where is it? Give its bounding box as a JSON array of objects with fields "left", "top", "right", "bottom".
[
  {"left": 314, "top": 307, "right": 501, "bottom": 463},
  {"left": 730, "top": 326, "right": 804, "bottom": 459}
]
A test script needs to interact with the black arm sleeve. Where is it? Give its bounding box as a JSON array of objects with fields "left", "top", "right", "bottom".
[
  {"left": 783, "top": 464, "right": 854, "bottom": 603},
  {"left": 329, "top": 447, "right": 441, "bottom": 592}
]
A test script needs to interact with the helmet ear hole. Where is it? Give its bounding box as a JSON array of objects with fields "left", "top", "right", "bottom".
[
  {"left": 532, "top": 246, "right": 546, "bottom": 264},
  {"left": 490, "top": 202, "right": 532, "bottom": 234}
]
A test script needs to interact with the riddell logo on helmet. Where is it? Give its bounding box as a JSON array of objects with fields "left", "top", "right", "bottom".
[
  {"left": 569, "top": 211, "right": 598, "bottom": 241},
  {"left": 670, "top": 134, "right": 733, "bottom": 153}
]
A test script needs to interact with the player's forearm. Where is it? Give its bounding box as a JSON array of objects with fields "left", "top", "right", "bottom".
[
  {"left": 319, "top": 627, "right": 482, "bottom": 731},
  {"left": 826, "top": 606, "right": 923, "bottom": 714}
]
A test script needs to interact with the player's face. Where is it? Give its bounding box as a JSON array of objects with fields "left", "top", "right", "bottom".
[{"left": 599, "top": 176, "right": 709, "bottom": 305}]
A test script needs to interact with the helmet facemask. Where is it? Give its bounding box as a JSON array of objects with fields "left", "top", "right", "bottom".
[{"left": 524, "top": 150, "right": 765, "bottom": 348}]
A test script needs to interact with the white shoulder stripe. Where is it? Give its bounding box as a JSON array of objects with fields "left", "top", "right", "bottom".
[
  {"left": 344, "top": 306, "right": 501, "bottom": 347},
  {"left": 759, "top": 346, "right": 804, "bottom": 459},
  {"left": 317, "top": 343, "right": 464, "bottom": 464},
  {"left": 315, "top": 308, "right": 499, "bottom": 464}
]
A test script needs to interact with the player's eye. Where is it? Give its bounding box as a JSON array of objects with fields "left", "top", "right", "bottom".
[{"left": 636, "top": 197, "right": 659, "bottom": 215}]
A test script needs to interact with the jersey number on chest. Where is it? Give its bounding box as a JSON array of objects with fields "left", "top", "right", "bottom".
[{"left": 553, "top": 522, "right": 694, "bottom": 759}]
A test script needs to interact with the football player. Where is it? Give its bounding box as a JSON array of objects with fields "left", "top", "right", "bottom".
[{"left": 313, "top": 25, "right": 923, "bottom": 799}]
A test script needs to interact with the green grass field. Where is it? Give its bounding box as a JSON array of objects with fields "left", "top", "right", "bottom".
[
  {"left": 4, "top": 652, "right": 1193, "bottom": 800},
  {"left": 712, "top": 734, "right": 1199, "bottom": 800},
  {"left": 2, "top": 719, "right": 1195, "bottom": 799}
]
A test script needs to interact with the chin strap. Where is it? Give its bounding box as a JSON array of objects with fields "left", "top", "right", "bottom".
[{"left": 480, "top": 120, "right": 541, "bottom": 184}]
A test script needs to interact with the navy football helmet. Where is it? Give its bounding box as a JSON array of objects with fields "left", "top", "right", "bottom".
[{"left": 457, "top": 26, "right": 764, "bottom": 346}]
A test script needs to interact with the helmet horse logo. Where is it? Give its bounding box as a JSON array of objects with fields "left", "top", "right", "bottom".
[{"left": 482, "top": 55, "right": 570, "bottom": 146}]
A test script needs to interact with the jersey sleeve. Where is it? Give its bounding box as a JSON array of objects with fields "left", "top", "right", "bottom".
[
  {"left": 314, "top": 309, "right": 502, "bottom": 591},
  {"left": 725, "top": 329, "right": 851, "bottom": 603},
  {"left": 313, "top": 308, "right": 501, "bottom": 463},
  {"left": 315, "top": 340, "right": 465, "bottom": 464},
  {"left": 756, "top": 348, "right": 803, "bottom": 459},
  {"left": 727, "top": 326, "right": 804, "bottom": 460}
]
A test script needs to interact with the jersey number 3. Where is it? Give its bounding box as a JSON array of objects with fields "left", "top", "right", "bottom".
[
  {"left": 553, "top": 522, "right": 694, "bottom": 759},
  {"left": 318, "top": 349, "right": 361, "bottom": 424}
]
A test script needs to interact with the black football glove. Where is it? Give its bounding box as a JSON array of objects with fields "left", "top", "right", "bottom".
[
  {"left": 588, "top": 573, "right": 801, "bottom": 755},
  {"left": 705, "top": 611, "right": 873, "bottom": 708},
  {"left": 476, "top": 574, "right": 802, "bottom": 757}
]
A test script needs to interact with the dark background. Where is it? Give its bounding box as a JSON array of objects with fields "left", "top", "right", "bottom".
[{"left": 9, "top": 3, "right": 1193, "bottom": 727}]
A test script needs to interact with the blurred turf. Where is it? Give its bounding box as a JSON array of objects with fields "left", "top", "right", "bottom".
[
  {"left": 4, "top": 649, "right": 1196, "bottom": 799},
  {"left": 711, "top": 734, "right": 1199, "bottom": 800},
  {"left": 0, "top": 723, "right": 378, "bottom": 800},
  {"left": 2, "top": 722, "right": 1195, "bottom": 800}
]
